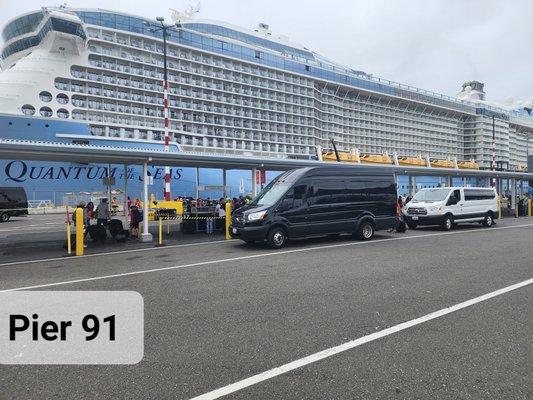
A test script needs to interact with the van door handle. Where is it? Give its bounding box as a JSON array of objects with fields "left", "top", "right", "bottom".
[{"left": 459, "top": 203, "right": 464, "bottom": 206}]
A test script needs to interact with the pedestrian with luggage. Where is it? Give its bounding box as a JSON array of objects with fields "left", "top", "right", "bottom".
[
  {"left": 129, "top": 205, "right": 142, "bottom": 239},
  {"left": 96, "top": 198, "right": 110, "bottom": 227}
]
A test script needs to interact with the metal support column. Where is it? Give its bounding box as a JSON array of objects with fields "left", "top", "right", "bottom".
[
  {"left": 222, "top": 168, "right": 227, "bottom": 198},
  {"left": 123, "top": 164, "right": 128, "bottom": 217},
  {"left": 252, "top": 167, "right": 257, "bottom": 197},
  {"left": 446, "top": 176, "right": 452, "bottom": 187},
  {"left": 107, "top": 164, "right": 112, "bottom": 206},
  {"left": 140, "top": 162, "right": 152, "bottom": 242},
  {"left": 510, "top": 178, "right": 517, "bottom": 213},
  {"left": 408, "top": 176, "right": 415, "bottom": 195},
  {"left": 195, "top": 167, "right": 200, "bottom": 200}
]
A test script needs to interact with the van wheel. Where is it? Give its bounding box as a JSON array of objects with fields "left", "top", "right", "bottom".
[
  {"left": 482, "top": 213, "right": 494, "bottom": 227},
  {"left": 0, "top": 213, "right": 9, "bottom": 222},
  {"left": 442, "top": 215, "right": 453, "bottom": 231},
  {"left": 356, "top": 220, "right": 375, "bottom": 240},
  {"left": 267, "top": 227, "right": 287, "bottom": 249},
  {"left": 407, "top": 222, "right": 417, "bottom": 230}
]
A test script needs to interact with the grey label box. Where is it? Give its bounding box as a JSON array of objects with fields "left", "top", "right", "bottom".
[{"left": 0, "top": 291, "right": 144, "bottom": 365}]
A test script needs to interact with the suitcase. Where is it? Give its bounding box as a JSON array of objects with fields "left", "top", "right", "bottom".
[
  {"left": 109, "top": 219, "right": 130, "bottom": 242},
  {"left": 88, "top": 225, "right": 107, "bottom": 242},
  {"left": 396, "top": 220, "right": 407, "bottom": 233},
  {"left": 108, "top": 219, "right": 124, "bottom": 237}
]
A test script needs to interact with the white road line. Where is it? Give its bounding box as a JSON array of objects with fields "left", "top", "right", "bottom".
[
  {"left": 1, "top": 221, "right": 532, "bottom": 269},
  {"left": 0, "top": 239, "right": 237, "bottom": 268},
  {"left": 190, "top": 278, "right": 533, "bottom": 400},
  {"left": 1, "top": 223, "right": 532, "bottom": 292}
]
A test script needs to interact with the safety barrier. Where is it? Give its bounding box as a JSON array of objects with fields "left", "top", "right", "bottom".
[{"left": 152, "top": 210, "right": 231, "bottom": 246}]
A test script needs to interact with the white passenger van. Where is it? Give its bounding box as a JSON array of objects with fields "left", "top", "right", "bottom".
[{"left": 403, "top": 187, "right": 498, "bottom": 230}]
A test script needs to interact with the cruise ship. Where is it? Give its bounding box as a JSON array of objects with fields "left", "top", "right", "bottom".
[{"left": 0, "top": 6, "right": 532, "bottom": 202}]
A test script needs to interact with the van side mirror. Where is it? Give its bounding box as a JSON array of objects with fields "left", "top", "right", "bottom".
[{"left": 278, "top": 199, "right": 293, "bottom": 211}]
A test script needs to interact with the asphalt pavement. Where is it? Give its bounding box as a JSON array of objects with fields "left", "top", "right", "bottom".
[{"left": 0, "top": 218, "right": 532, "bottom": 399}]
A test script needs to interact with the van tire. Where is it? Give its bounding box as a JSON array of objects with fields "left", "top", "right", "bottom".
[
  {"left": 356, "top": 220, "right": 375, "bottom": 240},
  {"left": 441, "top": 215, "right": 454, "bottom": 231},
  {"left": 0, "top": 213, "right": 9, "bottom": 222},
  {"left": 267, "top": 227, "right": 287, "bottom": 249},
  {"left": 407, "top": 222, "right": 417, "bottom": 229},
  {"left": 482, "top": 213, "right": 494, "bottom": 227}
]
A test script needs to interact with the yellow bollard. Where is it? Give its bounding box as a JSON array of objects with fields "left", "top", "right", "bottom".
[
  {"left": 528, "top": 199, "right": 532, "bottom": 217},
  {"left": 156, "top": 214, "right": 164, "bottom": 247},
  {"left": 515, "top": 203, "right": 519, "bottom": 218},
  {"left": 66, "top": 221, "right": 72, "bottom": 255},
  {"left": 75, "top": 207, "right": 84, "bottom": 256},
  {"left": 225, "top": 202, "right": 231, "bottom": 240},
  {"left": 497, "top": 196, "right": 502, "bottom": 220}
]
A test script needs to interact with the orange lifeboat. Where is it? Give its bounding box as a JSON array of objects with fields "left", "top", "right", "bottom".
[
  {"left": 430, "top": 158, "right": 455, "bottom": 168},
  {"left": 457, "top": 160, "right": 480, "bottom": 170},
  {"left": 360, "top": 153, "right": 393, "bottom": 165},
  {"left": 322, "top": 150, "right": 360, "bottom": 163},
  {"left": 398, "top": 156, "right": 426, "bottom": 167}
]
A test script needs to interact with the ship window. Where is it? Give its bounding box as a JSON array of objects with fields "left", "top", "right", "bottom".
[
  {"left": 57, "top": 108, "right": 69, "bottom": 118},
  {"left": 56, "top": 93, "right": 69, "bottom": 104},
  {"left": 21, "top": 104, "right": 35, "bottom": 115},
  {"left": 39, "top": 106, "right": 52, "bottom": 117},
  {"left": 39, "top": 91, "right": 52, "bottom": 102}
]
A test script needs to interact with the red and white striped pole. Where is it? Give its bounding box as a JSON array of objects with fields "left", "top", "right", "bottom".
[
  {"left": 163, "top": 78, "right": 171, "bottom": 201},
  {"left": 162, "top": 23, "right": 171, "bottom": 201}
]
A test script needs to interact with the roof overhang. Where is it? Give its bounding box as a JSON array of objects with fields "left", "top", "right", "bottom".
[{"left": 0, "top": 139, "right": 531, "bottom": 180}]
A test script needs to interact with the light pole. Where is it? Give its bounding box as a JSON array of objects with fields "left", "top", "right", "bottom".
[
  {"left": 144, "top": 17, "right": 180, "bottom": 201},
  {"left": 524, "top": 106, "right": 532, "bottom": 171},
  {"left": 491, "top": 115, "right": 496, "bottom": 187}
]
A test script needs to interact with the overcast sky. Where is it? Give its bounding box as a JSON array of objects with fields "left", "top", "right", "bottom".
[{"left": 1, "top": 0, "right": 532, "bottom": 105}]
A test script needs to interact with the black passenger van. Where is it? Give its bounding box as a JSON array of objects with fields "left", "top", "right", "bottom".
[
  {"left": 0, "top": 187, "right": 29, "bottom": 222},
  {"left": 230, "top": 166, "right": 399, "bottom": 248}
]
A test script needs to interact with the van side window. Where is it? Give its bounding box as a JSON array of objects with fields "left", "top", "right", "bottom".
[
  {"left": 453, "top": 190, "right": 461, "bottom": 201},
  {"left": 281, "top": 184, "right": 307, "bottom": 210},
  {"left": 293, "top": 184, "right": 307, "bottom": 208},
  {"left": 311, "top": 180, "right": 345, "bottom": 204},
  {"left": 447, "top": 189, "right": 461, "bottom": 205},
  {"left": 345, "top": 180, "right": 393, "bottom": 203},
  {"left": 464, "top": 189, "right": 495, "bottom": 201}
]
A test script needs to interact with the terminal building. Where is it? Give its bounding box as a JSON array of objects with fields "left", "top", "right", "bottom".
[{"left": 0, "top": 6, "right": 531, "bottom": 191}]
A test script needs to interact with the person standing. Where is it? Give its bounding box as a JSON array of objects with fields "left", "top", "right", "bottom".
[
  {"left": 96, "top": 198, "right": 110, "bottom": 227},
  {"left": 129, "top": 205, "right": 140, "bottom": 238},
  {"left": 86, "top": 201, "right": 94, "bottom": 226},
  {"left": 111, "top": 196, "right": 119, "bottom": 216}
]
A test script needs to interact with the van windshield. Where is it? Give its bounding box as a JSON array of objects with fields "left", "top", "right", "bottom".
[
  {"left": 411, "top": 188, "right": 451, "bottom": 203},
  {"left": 249, "top": 176, "right": 291, "bottom": 207}
]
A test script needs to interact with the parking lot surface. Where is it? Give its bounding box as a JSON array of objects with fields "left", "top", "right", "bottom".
[{"left": 0, "top": 218, "right": 532, "bottom": 399}]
